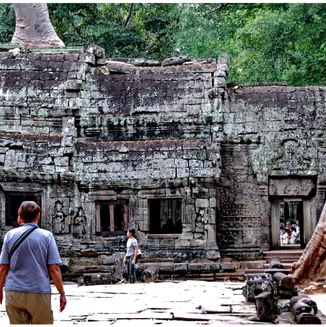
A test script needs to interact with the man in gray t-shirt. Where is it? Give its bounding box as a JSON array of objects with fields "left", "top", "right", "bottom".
[{"left": 0, "top": 201, "right": 67, "bottom": 324}]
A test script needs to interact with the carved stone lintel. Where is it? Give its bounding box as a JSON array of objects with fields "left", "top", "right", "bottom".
[{"left": 269, "top": 177, "right": 316, "bottom": 197}]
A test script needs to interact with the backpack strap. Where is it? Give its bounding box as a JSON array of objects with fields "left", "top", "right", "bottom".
[{"left": 8, "top": 225, "right": 38, "bottom": 259}]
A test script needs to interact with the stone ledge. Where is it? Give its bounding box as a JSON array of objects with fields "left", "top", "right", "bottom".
[
  {"left": 142, "top": 260, "right": 236, "bottom": 275},
  {"left": 29, "top": 46, "right": 85, "bottom": 54},
  {"left": 0, "top": 43, "right": 21, "bottom": 51},
  {"left": 0, "top": 44, "right": 85, "bottom": 53}
]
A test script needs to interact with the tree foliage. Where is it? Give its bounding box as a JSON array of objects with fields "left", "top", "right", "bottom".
[
  {"left": 231, "top": 4, "right": 326, "bottom": 85},
  {"left": 0, "top": 4, "right": 15, "bottom": 43},
  {"left": 48, "top": 3, "right": 179, "bottom": 59},
  {"left": 0, "top": 3, "right": 324, "bottom": 85},
  {"left": 173, "top": 3, "right": 325, "bottom": 85}
]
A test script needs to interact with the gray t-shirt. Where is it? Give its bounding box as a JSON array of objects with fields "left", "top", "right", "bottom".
[{"left": 0, "top": 223, "right": 62, "bottom": 293}]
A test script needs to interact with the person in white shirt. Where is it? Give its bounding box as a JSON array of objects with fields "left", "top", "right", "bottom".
[
  {"left": 289, "top": 226, "right": 298, "bottom": 244},
  {"left": 123, "top": 228, "right": 139, "bottom": 283}
]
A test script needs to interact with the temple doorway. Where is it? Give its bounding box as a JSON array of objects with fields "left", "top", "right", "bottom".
[
  {"left": 269, "top": 176, "right": 317, "bottom": 250},
  {"left": 271, "top": 199, "right": 304, "bottom": 249}
]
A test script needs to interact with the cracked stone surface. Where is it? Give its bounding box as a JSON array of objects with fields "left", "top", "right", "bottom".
[{"left": 1, "top": 280, "right": 325, "bottom": 326}]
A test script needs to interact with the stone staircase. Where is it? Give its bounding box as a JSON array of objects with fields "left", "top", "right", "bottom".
[
  {"left": 137, "top": 249, "right": 304, "bottom": 282},
  {"left": 264, "top": 248, "right": 303, "bottom": 270},
  {"left": 241, "top": 248, "right": 303, "bottom": 276},
  {"left": 152, "top": 248, "right": 326, "bottom": 284}
]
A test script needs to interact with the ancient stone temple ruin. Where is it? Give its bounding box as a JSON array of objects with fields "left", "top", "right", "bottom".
[{"left": 0, "top": 45, "right": 325, "bottom": 278}]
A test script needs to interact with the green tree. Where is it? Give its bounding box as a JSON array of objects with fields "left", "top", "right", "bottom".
[
  {"left": 48, "top": 3, "right": 179, "bottom": 59},
  {"left": 0, "top": 4, "right": 15, "bottom": 43},
  {"left": 0, "top": 3, "right": 324, "bottom": 85},
  {"left": 133, "top": 3, "right": 180, "bottom": 59},
  {"left": 283, "top": 4, "right": 326, "bottom": 85},
  {"left": 174, "top": 3, "right": 325, "bottom": 85},
  {"left": 232, "top": 4, "right": 326, "bottom": 85},
  {"left": 174, "top": 4, "right": 247, "bottom": 58},
  {"left": 48, "top": 4, "right": 142, "bottom": 57}
]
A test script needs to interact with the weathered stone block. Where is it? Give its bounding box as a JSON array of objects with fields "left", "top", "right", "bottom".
[
  {"left": 195, "top": 199, "right": 209, "bottom": 208},
  {"left": 206, "top": 250, "right": 220, "bottom": 260},
  {"left": 63, "top": 80, "right": 83, "bottom": 92},
  {"left": 79, "top": 53, "right": 96, "bottom": 65},
  {"left": 219, "top": 262, "right": 236, "bottom": 272}
]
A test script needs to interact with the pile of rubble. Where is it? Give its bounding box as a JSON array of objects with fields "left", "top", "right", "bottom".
[{"left": 242, "top": 256, "right": 323, "bottom": 324}]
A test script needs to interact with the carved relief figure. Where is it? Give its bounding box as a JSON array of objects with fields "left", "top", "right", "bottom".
[
  {"left": 64, "top": 209, "right": 75, "bottom": 234},
  {"left": 272, "top": 138, "right": 312, "bottom": 171},
  {"left": 73, "top": 207, "right": 87, "bottom": 238},
  {"left": 195, "top": 208, "right": 208, "bottom": 235},
  {"left": 52, "top": 201, "right": 65, "bottom": 234}
]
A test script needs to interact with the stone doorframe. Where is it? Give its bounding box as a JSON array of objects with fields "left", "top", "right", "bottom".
[{"left": 268, "top": 176, "right": 317, "bottom": 250}]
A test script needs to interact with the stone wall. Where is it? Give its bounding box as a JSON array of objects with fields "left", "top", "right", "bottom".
[
  {"left": 0, "top": 47, "right": 326, "bottom": 268},
  {"left": 218, "top": 85, "right": 326, "bottom": 259},
  {"left": 0, "top": 48, "right": 227, "bottom": 267}
]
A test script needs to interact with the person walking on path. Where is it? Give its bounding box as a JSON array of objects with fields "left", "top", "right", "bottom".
[
  {"left": 123, "top": 227, "right": 140, "bottom": 283},
  {"left": 0, "top": 200, "right": 67, "bottom": 324}
]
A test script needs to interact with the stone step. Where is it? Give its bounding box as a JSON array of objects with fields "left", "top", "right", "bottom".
[
  {"left": 265, "top": 255, "right": 302, "bottom": 262},
  {"left": 264, "top": 249, "right": 303, "bottom": 260},
  {"left": 183, "top": 271, "right": 246, "bottom": 282},
  {"left": 139, "top": 257, "right": 175, "bottom": 263},
  {"left": 64, "top": 258, "right": 242, "bottom": 284},
  {"left": 240, "top": 249, "right": 303, "bottom": 276},
  {"left": 263, "top": 262, "right": 293, "bottom": 269},
  {"left": 244, "top": 268, "right": 292, "bottom": 275},
  {"left": 264, "top": 249, "right": 303, "bottom": 266},
  {"left": 62, "top": 250, "right": 306, "bottom": 285}
]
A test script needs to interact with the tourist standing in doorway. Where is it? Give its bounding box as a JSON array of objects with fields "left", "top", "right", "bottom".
[
  {"left": 123, "top": 227, "right": 140, "bottom": 283},
  {"left": 290, "top": 220, "right": 300, "bottom": 242},
  {"left": 0, "top": 201, "right": 67, "bottom": 324},
  {"left": 290, "top": 226, "right": 298, "bottom": 244}
]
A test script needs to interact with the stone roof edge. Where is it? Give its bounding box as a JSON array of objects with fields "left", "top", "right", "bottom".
[
  {"left": 0, "top": 43, "right": 229, "bottom": 72},
  {"left": 227, "top": 83, "right": 326, "bottom": 92}
]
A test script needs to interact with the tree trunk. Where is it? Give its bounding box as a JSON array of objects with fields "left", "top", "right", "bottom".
[
  {"left": 292, "top": 202, "right": 326, "bottom": 286},
  {"left": 11, "top": 3, "right": 65, "bottom": 49},
  {"left": 124, "top": 4, "right": 136, "bottom": 27}
]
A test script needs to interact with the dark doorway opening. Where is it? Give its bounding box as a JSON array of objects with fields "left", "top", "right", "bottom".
[{"left": 5, "top": 192, "right": 42, "bottom": 227}]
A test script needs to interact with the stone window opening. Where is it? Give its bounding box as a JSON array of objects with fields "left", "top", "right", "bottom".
[
  {"left": 148, "top": 198, "right": 182, "bottom": 234},
  {"left": 5, "top": 191, "right": 42, "bottom": 227},
  {"left": 95, "top": 200, "right": 128, "bottom": 236}
]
